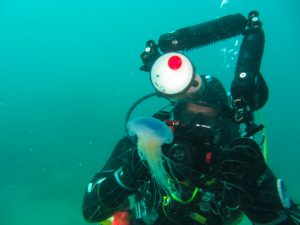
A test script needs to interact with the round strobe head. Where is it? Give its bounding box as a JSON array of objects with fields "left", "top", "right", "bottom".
[{"left": 150, "top": 52, "right": 194, "bottom": 96}]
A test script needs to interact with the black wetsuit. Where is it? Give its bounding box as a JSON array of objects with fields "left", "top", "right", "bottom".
[{"left": 82, "top": 134, "right": 300, "bottom": 225}]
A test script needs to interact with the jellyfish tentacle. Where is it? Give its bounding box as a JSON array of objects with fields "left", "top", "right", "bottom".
[{"left": 127, "top": 117, "right": 180, "bottom": 196}]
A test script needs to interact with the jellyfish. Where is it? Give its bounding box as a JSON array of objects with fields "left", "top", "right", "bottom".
[{"left": 127, "top": 117, "right": 175, "bottom": 195}]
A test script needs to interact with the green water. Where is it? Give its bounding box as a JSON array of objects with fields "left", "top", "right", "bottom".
[{"left": 0, "top": 1, "right": 299, "bottom": 224}]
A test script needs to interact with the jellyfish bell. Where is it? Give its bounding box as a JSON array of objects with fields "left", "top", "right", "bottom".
[
  {"left": 126, "top": 117, "right": 176, "bottom": 195},
  {"left": 127, "top": 117, "right": 173, "bottom": 144},
  {"left": 126, "top": 116, "right": 173, "bottom": 163}
]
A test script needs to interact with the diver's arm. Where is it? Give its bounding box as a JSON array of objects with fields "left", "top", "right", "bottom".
[
  {"left": 82, "top": 169, "right": 130, "bottom": 222},
  {"left": 217, "top": 138, "right": 300, "bottom": 225},
  {"left": 244, "top": 167, "right": 300, "bottom": 225},
  {"left": 82, "top": 137, "right": 148, "bottom": 222}
]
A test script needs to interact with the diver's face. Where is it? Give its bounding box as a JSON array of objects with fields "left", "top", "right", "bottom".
[
  {"left": 178, "top": 103, "right": 221, "bottom": 127},
  {"left": 173, "top": 102, "right": 226, "bottom": 146}
]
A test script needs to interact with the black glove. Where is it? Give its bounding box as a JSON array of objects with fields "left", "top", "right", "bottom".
[
  {"left": 114, "top": 157, "right": 149, "bottom": 191},
  {"left": 112, "top": 137, "right": 150, "bottom": 191},
  {"left": 91, "top": 137, "right": 149, "bottom": 210},
  {"left": 215, "top": 137, "right": 266, "bottom": 185},
  {"left": 210, "top": 137, "right": 267, "bottom": 210}
]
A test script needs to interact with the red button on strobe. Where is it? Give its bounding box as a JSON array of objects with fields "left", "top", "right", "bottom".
[{"left": 168, "top": 55, "right": 182, "bottom": 70}]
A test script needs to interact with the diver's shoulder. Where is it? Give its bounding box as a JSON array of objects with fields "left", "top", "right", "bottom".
[
  {"left": 113, "top": 136, "right": 136, "bottom": 154},
  {"left": 116, "top": 136, "right": 135, "bottom": 147}
]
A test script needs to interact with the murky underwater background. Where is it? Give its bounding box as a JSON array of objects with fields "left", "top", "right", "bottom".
[{"left": 0, "top": 0, "right": 299, "bottom": 224}]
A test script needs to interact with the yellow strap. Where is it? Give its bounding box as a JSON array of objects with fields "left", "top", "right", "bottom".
[
  {"left": 189, "top": 212, "right": 207, "bottom": 224},
  {"left": 170, "top": 187, "right": 199, "bottom": 204},
  {"left": 99, "top": 216, "right": 113, "bottom": 225},
  {"left": 257, "top": 111, "right": 268, "bottom": 161}
]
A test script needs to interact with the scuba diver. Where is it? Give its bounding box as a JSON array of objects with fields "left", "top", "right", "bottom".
[{"left": 82, "top": 11, "right": 300, "bottom": 225}]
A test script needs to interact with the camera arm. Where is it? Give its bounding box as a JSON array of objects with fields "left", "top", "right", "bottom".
[
  {"left": 140, "top": 11, "right": 268, "bottom": 126},
  {"left": 140, "top": 13, "right": 247, "bottom": 72},
  {"left": 231, "top": 11, "right": 268, "bottom": 124}
]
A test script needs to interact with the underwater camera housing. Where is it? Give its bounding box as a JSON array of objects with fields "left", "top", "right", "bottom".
[{"left": 162, "top": 119, "right": 215, "bottom": 179}]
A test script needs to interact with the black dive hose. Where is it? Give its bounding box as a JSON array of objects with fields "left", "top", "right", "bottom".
[
  {"left": 124, "top": 92, "right": 176, "bottom": 133},
  {"left": 124, "top": 93, "right": 158, "bottom": 131}
]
